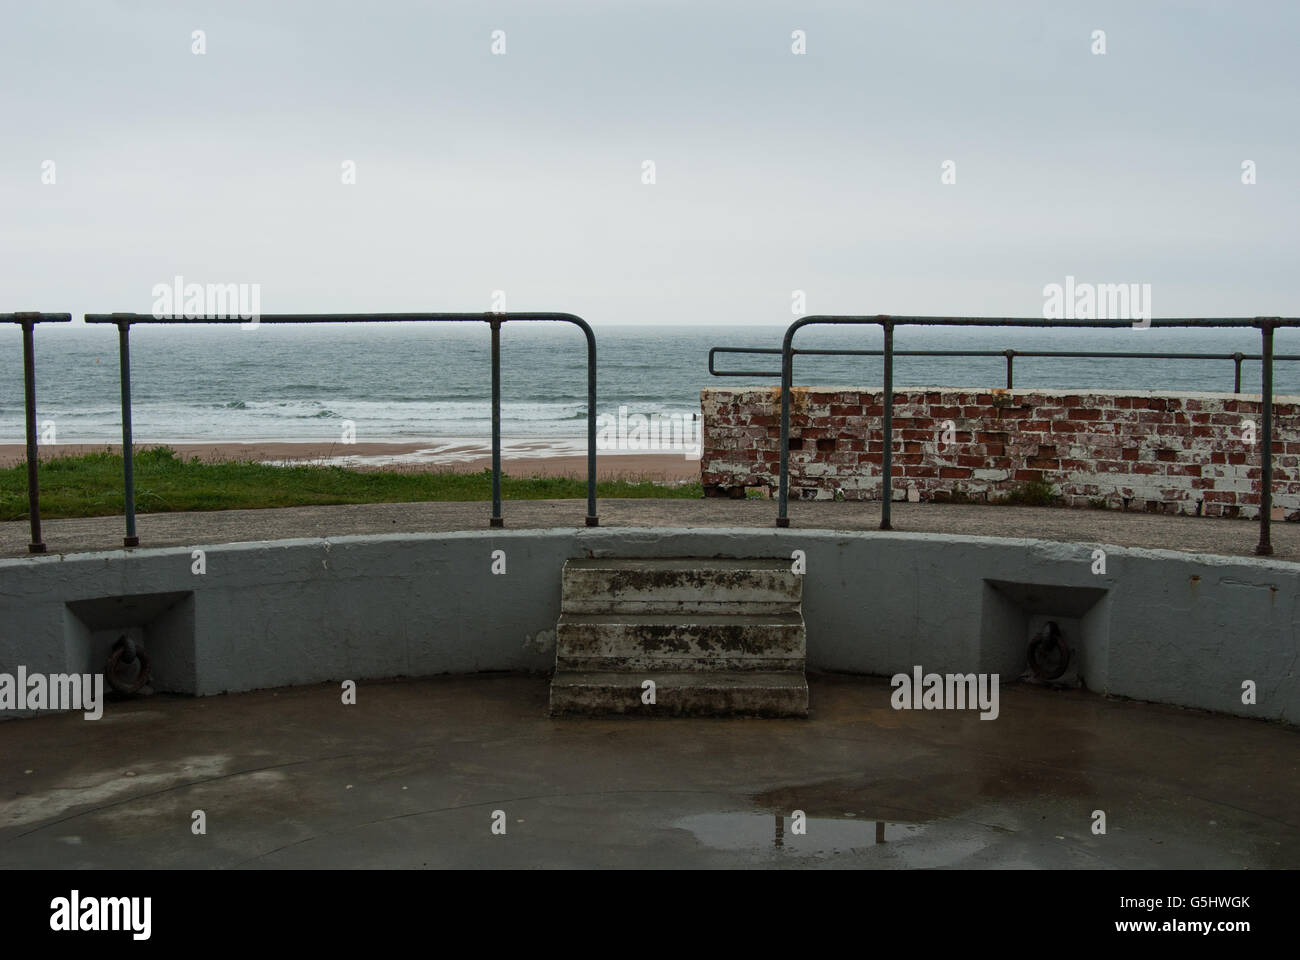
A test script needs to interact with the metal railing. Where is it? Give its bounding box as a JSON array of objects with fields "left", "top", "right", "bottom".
[
  {"left": 4, "top": 312, "right": 73, "bottom": 553},
  {"left": 710, "top": 345, "right": 1300, "bottom": 394},
  {"left": 83, "top": 312, "right": 599, "bottom": 546},
  {"left": 713, "top": 316, "right": 1298, "bottom": 556}
]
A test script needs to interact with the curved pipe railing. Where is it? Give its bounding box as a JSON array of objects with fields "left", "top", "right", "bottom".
[
  {"left": 83, "top": 312, "right": 598, "bottom": 546},
  {"left": 709, "top": 345, "right": 1300, "bottom": 394},
  {"left": 4, "top": 312, "right": 72, "bottom": 553},
  {"left": 770, "top": 316, "right": 1299, "bottom": 557}
]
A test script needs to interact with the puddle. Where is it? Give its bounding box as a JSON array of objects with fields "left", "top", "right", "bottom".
[{"left": 676, "top": 811, "right": 922, "bottom": 853}]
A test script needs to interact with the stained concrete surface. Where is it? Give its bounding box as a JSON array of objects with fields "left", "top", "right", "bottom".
[
  {"left": 1, "top": 674, "right": 1295, "bottom": 869},
  {"left": 3, "top": 498, "right": 1290, "bottom": 561}
]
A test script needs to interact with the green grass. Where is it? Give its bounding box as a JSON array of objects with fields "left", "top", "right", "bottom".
[
  {"left": 996, "top": 479, "right": 1063, "bottom": 507},
  {"left": 0, "top": 446, "right": 702, "bottom": 521}
]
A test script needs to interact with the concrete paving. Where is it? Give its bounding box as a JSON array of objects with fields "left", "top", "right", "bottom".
[
  {"left": 1, "top": 674, "right": 1296, "bottom": 869},
  {"left": 3, "top": 497, "right": 1292, "bottom": 560}
]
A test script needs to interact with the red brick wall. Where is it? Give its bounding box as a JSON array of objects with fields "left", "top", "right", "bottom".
[{"left": 700, "top": 387, "right": 1300, "bottom": 519}]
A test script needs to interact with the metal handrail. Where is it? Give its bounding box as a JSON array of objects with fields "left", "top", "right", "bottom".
[
  {"left": 741, "top": 316, "right": 1298, "bottom": 557},
  {"left": 83, "top": 312, "right": 599, "bottom": 546},
  {"left": 4, "top": 312, "right": 73, "bottom": 553},
  {"left": 709, "top": 345, "right": 1300, "bottom": 394}
]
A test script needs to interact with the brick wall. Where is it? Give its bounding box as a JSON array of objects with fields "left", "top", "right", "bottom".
[{"left": 700, "top": 386, "right": 1300, "bottom": 519}]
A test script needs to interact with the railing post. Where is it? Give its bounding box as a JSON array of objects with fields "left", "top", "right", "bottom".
[
  {"left": 489, "top": 317, "right": 503, "bottom": 528},
  {"left": 582, "top": 321, "right": 599, "bottom": 526},
  {"left": 117, "top": 318, "right": 139, "bottom": 547},
  {"left": 20, "top": 319, "right": 45, "bottom": 553},
  {"left": 777, "top": 331, "right": 793, "bottom": 527},
  {"left": 881, "top": 319, "right": 894, "bottom": 530},
  {"left": 1233, "top": 352, "right": 1243, "bottom": 394},
  {"left": 1255, "top": 322, "right": 1275, "bottom": 556},
  {"left": 1004, "top": 349, "right": 1015, "bottom": 389}
]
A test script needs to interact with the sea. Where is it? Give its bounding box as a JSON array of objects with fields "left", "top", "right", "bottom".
[{"left": 2, "top": 323, "right": 1297, "bottom": 458}]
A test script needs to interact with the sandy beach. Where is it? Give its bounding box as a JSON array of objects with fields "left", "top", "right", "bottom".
[{"left": 0, "top": 441, "right": 701, "bottom": 483}]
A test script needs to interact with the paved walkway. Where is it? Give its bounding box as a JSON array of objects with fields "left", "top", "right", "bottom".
[
  {"left": 1, "top": 674, "right": 1294, "bottom": 869},
  {"left": 2, "top": 498, "right": 1292, "bottom": 561}
]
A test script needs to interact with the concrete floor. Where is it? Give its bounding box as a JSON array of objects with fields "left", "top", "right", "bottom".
[
  {"left": 3, "top": 496, "right": 1292, "bottom": 560},
  {"left": 1, "top": 674, "right": 1295, "bottom": 869}
]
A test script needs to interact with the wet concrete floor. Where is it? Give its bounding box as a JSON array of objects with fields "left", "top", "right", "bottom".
[{"left": 1, "top": 674, "right": 1295, "bottom": 869}]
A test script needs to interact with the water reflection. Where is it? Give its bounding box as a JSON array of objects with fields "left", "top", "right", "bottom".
[{"left": 677, "top": 811, "right": 907, "bottom": 853}]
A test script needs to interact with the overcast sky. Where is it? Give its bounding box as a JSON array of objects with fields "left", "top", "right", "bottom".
[{"left": 2, "top": 0, "right": 1297, "bottom": 325}]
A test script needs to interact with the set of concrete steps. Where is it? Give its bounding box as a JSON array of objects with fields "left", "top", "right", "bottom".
[{"left": 548, "top": 558, "right": 808, "bottom": 717}]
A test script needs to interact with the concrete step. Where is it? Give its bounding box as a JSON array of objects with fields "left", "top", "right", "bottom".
[
  {"left": 562, "top": 558, "right": 801, "bottom": 614},
  {"left": 550, "top": 557, "right": 808, "bottom": 718},
  {"left": 556, "top": 611, "right": 805, "bottom": 671},
  {"left": 548, "top": 670, "right": 809, "bottom": 718}
]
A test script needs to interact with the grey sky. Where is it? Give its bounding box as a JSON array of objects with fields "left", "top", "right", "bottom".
[{"left": 2, "top": 0, "right": 1297, "bottom": 325}]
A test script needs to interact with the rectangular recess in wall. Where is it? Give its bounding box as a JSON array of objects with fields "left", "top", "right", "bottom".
[
  {"left": 65, "top": 592, "right": 196, "bottom": 695},
  {"left": 980, "top": 580, "right": 1109, "bottom": 688}
]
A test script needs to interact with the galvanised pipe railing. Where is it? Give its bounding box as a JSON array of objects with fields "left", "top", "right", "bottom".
[
  {"left": 83, "top": 312, "right": 599, "bottom": 546},
  {"left": 709, "top": 346, "right": 1300, "bottom": 393},
  {"left": 753, "top": 316, "right": 1298, "bottom": 557},
  {"left": 4, "top": 312, "right": 73, "bottom": 553}
]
